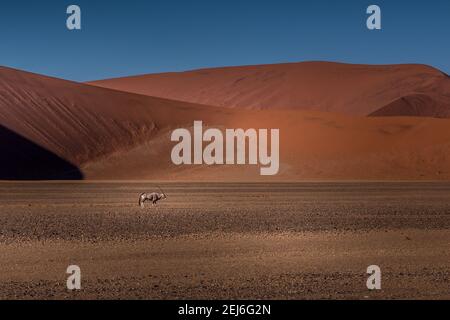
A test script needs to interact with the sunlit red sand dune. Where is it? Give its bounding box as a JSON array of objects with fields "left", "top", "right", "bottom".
[
  {"left": 83, "top": 110, "right": 450, "bottom": 181},
  {"left": 88, "top": 61, "right": 450, "bottom": 117},
  {"left": 1, "top": 65, "right": 450, "bottom": 180}
]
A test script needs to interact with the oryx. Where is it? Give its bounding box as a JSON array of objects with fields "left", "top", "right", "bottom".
[{"left": 139, "top": 187, "right": 167, "bottom": 208}]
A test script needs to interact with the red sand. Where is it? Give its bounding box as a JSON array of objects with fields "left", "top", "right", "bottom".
[
  {"left": 1, "top": 65, "right": 450, "bottom": 180},
  {"left": 0, "top": 66, "right": 215, "bottom": 168},
  {"left": 88, "top": 62, "right": 450, "bottom": 117}
]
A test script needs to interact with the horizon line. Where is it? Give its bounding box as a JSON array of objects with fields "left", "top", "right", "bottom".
[{"left": 1, "top": 60, "right": 448, "bottom": 83}]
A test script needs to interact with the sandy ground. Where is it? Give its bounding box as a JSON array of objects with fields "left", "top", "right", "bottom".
[{"left": 0, "top": 182, "right": 449, "bottom": 300}]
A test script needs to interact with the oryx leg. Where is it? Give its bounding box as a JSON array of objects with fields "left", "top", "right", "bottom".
[{"left": 139, "top": 196, "right": 147, "bottom": 209}]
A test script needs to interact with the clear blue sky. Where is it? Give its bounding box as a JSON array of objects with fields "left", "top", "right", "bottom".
[{"left": 0, "top": 0, "right": 449, "bottom": 81}]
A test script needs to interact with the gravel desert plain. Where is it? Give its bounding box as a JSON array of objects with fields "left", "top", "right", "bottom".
[
  {"left": 0, "top": 182, "right": 449, "bottom": 299},
  {"left": 0, "top": 62, "right": 449, "bottom": 299}
]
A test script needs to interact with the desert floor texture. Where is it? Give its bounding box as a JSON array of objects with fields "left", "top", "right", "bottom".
[{"left": 0, "top": 182, "right": 449, "bottom": 300}]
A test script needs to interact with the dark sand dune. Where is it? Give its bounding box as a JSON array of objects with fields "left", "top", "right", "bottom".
[{"left": 88, "top": 62, "right": 450, "bottom": 117}]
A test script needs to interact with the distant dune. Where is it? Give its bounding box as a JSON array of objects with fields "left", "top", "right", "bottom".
[
  {"left": 88, "top": 62, "right": 450, "bottom": 118},
  {"left": 2, "top": 65, "right": 450, "bottom": 180}
]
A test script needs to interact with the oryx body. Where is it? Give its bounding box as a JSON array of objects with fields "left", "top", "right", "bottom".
[{"left": 139, "top": 191, "right": 167, "bottom": 208}]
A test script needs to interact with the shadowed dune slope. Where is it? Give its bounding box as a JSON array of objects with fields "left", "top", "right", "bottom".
[
  {"left": 369, "top": 93, "right": 450, "bottom": 118},
  {"left": 88, "top": 62, "right": 450, "bottom": 117},
  {"left": 0, "top": 124, "right": 83, "bottom": 180}
]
